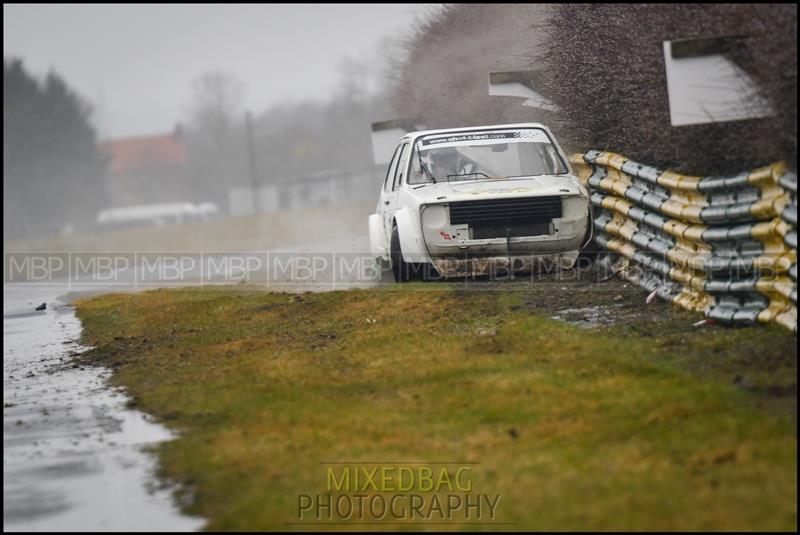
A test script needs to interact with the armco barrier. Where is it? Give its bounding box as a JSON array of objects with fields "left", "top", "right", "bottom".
[{"left": 571, "top": 150, "right": 797, "bottom": 333}]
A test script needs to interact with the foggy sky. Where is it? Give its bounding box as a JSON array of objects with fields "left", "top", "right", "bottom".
[{"left": 3, "top": 4, "right": 430, "bottom": 139}]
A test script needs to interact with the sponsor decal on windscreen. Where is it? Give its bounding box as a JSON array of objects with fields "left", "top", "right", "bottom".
[{"left": 418, "top": 128, "right": 552, "bottom": 150}]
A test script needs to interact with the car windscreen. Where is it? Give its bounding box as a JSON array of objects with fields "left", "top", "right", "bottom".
[{"left": 408, "top": 128, "right": 567, "bottom": 185}]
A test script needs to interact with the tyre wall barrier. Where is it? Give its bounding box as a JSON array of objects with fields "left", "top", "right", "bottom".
[{"left": 571, "top": 150, "right": 797, "bottom": 333}]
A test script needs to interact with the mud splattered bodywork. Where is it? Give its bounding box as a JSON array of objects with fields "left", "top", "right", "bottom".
[
  {"left": 369, "top": 123, "right": 591, "bottom": 279},
  {"left": 430, "top": 252, "right": 580, "bottom": 278}
]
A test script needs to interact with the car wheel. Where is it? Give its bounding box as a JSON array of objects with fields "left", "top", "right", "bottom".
[
  {"left": 390, "top": 225, "right": 413, "bottom": 282},
  {"left": 390, "top": 226, "right": 440, "bottom": 282}
]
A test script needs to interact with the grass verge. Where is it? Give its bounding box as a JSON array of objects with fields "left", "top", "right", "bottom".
[{"left": 76, "top": 280, "right": 796, "bottom": 531}]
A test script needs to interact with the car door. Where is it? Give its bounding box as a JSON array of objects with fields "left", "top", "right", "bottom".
[
  {"left": 382, "top": 141, "right": 409, "bottom": 240},
  {"left": 375, "top": 145, "right": 400, "bottom": 251},
  {"left": 378, "top": 144, "right": 400, "bottom": 213}
]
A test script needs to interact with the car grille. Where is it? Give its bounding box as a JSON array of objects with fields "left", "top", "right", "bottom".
[{"left": 448, "top": 196, "right": 563, "bottom": 239}]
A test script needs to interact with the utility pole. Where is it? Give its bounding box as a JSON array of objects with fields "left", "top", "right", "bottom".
[{"left": 245, "top": 110, "right": 259, "bottom": 213}]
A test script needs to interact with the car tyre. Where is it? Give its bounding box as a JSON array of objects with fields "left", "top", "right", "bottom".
[
  {"left": 390, "top": 225, "right": 413, "bottom": 282},
  {"left": 390, "top": 226, "right": 440, "bottom": 282}
]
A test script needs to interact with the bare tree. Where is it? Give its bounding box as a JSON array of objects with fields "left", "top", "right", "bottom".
[
  {"left": 185, "top": 72, "right": 247, "bottom": 211},
  {"left": 388, "top": 5, "right": 555, "bottom": 132},
  {"left": 189, "top": 71, "right": 245, "bottom": 152}
]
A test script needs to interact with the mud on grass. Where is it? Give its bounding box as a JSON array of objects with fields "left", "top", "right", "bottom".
[{"left": 75, "top": 282, "right": 796, "bottom": 531}]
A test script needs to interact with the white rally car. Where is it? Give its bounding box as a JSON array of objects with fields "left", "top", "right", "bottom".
[{"left": 368, "top": 123, "right": 591, "bottom": 282}]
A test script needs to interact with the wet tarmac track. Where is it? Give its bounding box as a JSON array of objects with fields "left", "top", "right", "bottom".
[{"left": 3, "top": 286, "right": 204, "bottom": 531}]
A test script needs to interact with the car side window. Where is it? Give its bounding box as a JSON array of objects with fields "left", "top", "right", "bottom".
[
  {"left": 383, "top": 145, "right": 401, "bottom": 192},
  {"left": 393, "top": 143, "right": 409, "bottom": 190}
]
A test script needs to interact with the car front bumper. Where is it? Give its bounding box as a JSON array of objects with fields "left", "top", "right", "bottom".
[{"left": 420, "top": 194, "right": 589, "bottom": 260}]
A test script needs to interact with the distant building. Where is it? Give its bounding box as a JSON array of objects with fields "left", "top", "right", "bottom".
[{"left": 99, "top": 129, "right": 190, "bottom": 207}]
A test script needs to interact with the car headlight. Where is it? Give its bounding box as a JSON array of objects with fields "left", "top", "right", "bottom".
[{"left": 421, "top": 204, "right": 448, "bottom": 229}]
